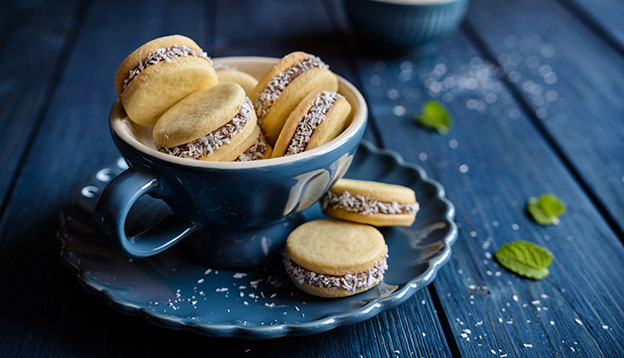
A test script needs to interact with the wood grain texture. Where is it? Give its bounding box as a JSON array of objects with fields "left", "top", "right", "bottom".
[
  {"left": 341, "top": 11, "right": 624, "bottom": 357},
  {"left": 1, "top": 0, "right": 623, "bottom": 357},
  {"left": 0, "top": 0, "right": 81, "bottom": 208},
  {"left": 466, "top": 0, "right": 624, "bottom": 239},
  {"left": 561, "top": 0, "right": 624, "bottom": 52}
]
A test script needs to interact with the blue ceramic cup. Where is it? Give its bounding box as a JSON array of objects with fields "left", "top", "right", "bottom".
[{"left": 95, "top": 57, "right": 368, "bottom": 269}]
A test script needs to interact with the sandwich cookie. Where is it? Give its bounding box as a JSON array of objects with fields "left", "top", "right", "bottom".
[
  {"left": 216, "top": 68, "right": 258, "bottom": 97},
  {"left": 322, "top": 179, "right": 419, "bottom": 227},
  {"left": 284, "top": 219, "right": 388, "bottom": 298},
  {"left": 251, "top": 51, "right": 338, "bottom": 144},
  {"left": 114, "top": 35, "right": 217, "bottom": 127},
  {"left": 235, "top": 125, "right": 273, "bottom": 161},
  {"left": 272, "top": 90, "right": 351, "bottom": 157},
  {"left": 153, "top": 83, "right": 256, "bottom": 161}
]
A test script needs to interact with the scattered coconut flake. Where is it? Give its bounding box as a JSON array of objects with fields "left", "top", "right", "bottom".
[
  {"left": 393, "top": 105, "right": 406, "bottom": 117},
  {"left": 574, "top": 318, "right": 583, "bottom": 326}
]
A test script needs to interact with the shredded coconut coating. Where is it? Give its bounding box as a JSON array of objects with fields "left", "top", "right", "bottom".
[
  {"left": 283, "top": 251, "right": 388, "bottom": 292},
  {"left": 322, "top": 190, "right": 420, "bottom": 216},
  {"left": 285, "top": 91, "right": 342, "bottom": 156},
  {"left": 158, "top": 98, "right": 253, "bottom": 159},
  {"left": 255, "top": 55, "right": 329, "bottom": 124},
  {"left": 236, "top": 134, "right": 269, "bottom": 162},
  {"left": 123, "top": 45, "right": 213, "bottom": 90}
]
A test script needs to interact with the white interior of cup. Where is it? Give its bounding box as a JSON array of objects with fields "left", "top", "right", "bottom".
[{"left": 110, "top": 56, "right": 368, "bottom": 169}]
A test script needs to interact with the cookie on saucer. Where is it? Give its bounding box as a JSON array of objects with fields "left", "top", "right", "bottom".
[
  {"left": 153, "top": 83, "right": 256, "bottom": 161},
  {"left": 250, "top": 51, "right": 338, "bottom": 144},
  {"left": 114, "top": 35, "right": 218, "bottom": 127},
  {"left": 322, "top": 179, "right": 419, "bottom": 227},
  {"left": 284, "top": 219, "right": 388, "bottom": 298},
  {"left": 235, "top": 125, "right": 273, "bottom": 161},
  {"left": 216, "top": 68, "right": 258, "bottom": 97},
  {"left": 272, "top": 90, "right": 351, "bottom": 157}
]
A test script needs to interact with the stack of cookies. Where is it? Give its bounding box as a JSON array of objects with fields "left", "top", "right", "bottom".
[
  {"left": 283, "top": 179, "right": 420, "bottom": 298},
  {"left": 114, "top": 35, "right": 352, "bottom": 162}
]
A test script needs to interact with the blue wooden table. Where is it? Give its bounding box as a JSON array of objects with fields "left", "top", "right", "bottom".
[{"left": 1, "top": 0, "right": 623, "bottom": 356}]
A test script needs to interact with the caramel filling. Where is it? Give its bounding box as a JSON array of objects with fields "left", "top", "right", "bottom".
[
  {"left": 123, "top": 45, "right": 212, "bottom": 91},
  {"left": 322, "top": 190, "right": 419, "bottom": 216},
  {"left": 284, "top": 252, "right": 388, "bottom": 292}
]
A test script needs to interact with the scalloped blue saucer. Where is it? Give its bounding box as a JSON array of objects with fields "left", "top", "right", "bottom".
[{"left": 58, "top": 140, "right": 457, "bottom": 339}]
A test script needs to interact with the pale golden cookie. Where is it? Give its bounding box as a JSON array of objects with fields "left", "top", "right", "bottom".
[
  {"left": 153, "top": 83, "right": 256, "bottom": 161},
  {"left": 216, "top": 69, "right": 258, "bottom": 96},
  {"left": 321, "top": 179, "right": 419, "bottom": 227},
  {"left": 272, "top": 89, "right": 351, "bottom": 157},
  {"left": 114, "top": 35, "right": 217, "bottom": 127},
  {"left": 250, "top": 51, "right": 338, "bottom": 145},
  {"left": 284, "top": 219, "right": 388, "bottom": 298},
  {"left": 234, "top": 125, "right": 273, "bottom": 161}
]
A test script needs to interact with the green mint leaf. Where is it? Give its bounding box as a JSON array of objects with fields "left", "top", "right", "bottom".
[
  {"left": 495, "top": 241, "right": 553, "bottom": 280},
  {"left": 528, "top": 193, "right": 565, "bottom": 225},
  {"left": 414, "top": 100, "right": 451, "bottom": 134}
]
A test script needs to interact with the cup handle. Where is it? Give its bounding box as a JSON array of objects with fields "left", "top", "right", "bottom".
[{"left": 94, "top": 167, "right": 199, "bottom": 258}]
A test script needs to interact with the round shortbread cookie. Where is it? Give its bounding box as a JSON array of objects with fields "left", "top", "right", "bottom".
[
  {"left": 114, "top": 35, "right": 217, "bottom": 127},
  {"left": 153, "top": 83, "right": 257, "bottom": 162},
  {"left": 286, "top": 219, "right": 386, "bottom": 276},
  {"left": 216, "top": 69, "right": 258, "bottom": 96},
  {"left": 284, "top": 219, "right": 388, "bottom": 298},
  {"left": 321, "top": 179, "right": 419, "bottom": 227},
  {"left": 250, "top": 51, "right": 338, "bottom": 145},
  {"left": 272, "top": 89, "right": 351, "bottom": 157}
]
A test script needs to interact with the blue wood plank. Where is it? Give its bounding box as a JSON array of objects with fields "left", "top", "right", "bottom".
[
  {"left": 561, "top": 0, "right": 624, "bottom": 52},
  {"left": 348, "top": 24, "right": 624, "bottom": 358},
  {"left": 466, "top": 0, "right": 624, "bottom": 239},
  {"left": 0, "top": 0, "right": 81, "bottom": 208}
]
